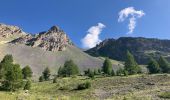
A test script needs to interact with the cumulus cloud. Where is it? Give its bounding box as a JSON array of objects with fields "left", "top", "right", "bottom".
[
  {"left": 118, "top": 7, "right": 145, "bottom": 34},
  {"left": 81, "top": 23, "right": 105, "bottom": 49}
]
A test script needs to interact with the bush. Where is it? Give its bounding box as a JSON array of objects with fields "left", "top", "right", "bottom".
[
  {"left": 24, "top": 80, "right": 31, "bottom": 90},
  {"left": 39, "top": 76, "right": 44, "bottom": 82},
  {"left": 53, "top": 77, "right": 57, "bottom": 83},
  {"left": 159, "top": 92, "right": 170, "bottom": 99},
  {"left": 77, "top": 81, "right": 91, "bottom": 90},
  {"left": 42, "top": 67, "right": 50, "bottom": 81}
]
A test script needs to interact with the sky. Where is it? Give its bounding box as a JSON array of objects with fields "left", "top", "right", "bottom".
[{"left": 0, "top": 0, "right": 170, "bottom": 48}]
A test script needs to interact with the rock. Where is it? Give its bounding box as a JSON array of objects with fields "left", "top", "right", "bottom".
[
  {"left": 11, "top": 25, "right": 73, "bottom": 52},
  {"left": 0, "top": 23, "right": 26, "bottom": 38}
]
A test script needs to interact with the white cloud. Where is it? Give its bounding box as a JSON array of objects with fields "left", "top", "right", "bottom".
[
  {"left": 118, "top": 7, "right": 145, "bottom": 34},
  {"left": 81, "top": 23, "right": 105, "bottom": 49}
]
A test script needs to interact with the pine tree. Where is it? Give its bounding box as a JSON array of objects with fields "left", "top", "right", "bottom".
[
  {"left": 22, "top": 66, "right": 33, "bottom": 79},
  {"left": 43, "top": 67, "right": 51, "bottom": 81},
  {"left": 102, "top": 58, "right": 112, "bottom": 75},
  {"left": 147, "top": 58, "right": 160, "bottom": 74},
  {"left": 158, "top": 56, "right": 170, "bottom": 73},
  {"left": 0, "top": 55, "right": 14, "bottom": 79},
  {"left": 2, "top": 64, "right": 23, "bottom": 91},
  {"left": 124, "top": 51, "right": 141, "bottom": 75}
]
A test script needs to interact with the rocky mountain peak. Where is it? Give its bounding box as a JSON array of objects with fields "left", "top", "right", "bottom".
[
  {"left": 11, "top": 25, "right": 73, "bottom": 52},
  {"left": 0, "top": 23, "right": 26, "bottom": 38},
  {"left": 49, "top": 26, "right": 62, "bottom": 33}
]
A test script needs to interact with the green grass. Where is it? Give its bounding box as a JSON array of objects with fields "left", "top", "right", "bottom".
[{"left": 0, "top": 74, "right": 170, "bottom": 100}]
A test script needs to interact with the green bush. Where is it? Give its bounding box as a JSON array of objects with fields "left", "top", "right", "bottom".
[
  {"left": 39, "top": 76, "right": 44, "bottom": 82},
  {"left": 24, "top": 80, "right": 31, "bottom": 90},
  {"left": 159, "top": 92, "right": 170, "bottom": 99},
  {"left": 53, "top": 77, "right": 57, "bottom": 83},
  {"left": 77, "top": 81, "right": 91, "bottom": 90}
]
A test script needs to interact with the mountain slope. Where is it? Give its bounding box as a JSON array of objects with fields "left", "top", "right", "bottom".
[
  {"left": 86, "top": 37, "right": 170, "bottom": 64},
  {"left": 0, "top": 44, "right": 104, "bottom": 77},
  {"left": 0, "top": 24, "right": 106, "bottom": 77}
]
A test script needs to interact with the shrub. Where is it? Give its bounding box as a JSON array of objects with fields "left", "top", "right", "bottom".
[
  {"left": 77, "top": 81, "right": 91, "bottom": 90},
  {"left": 24, "top": 80, "right": 31, "bottom": 90},
  {"left": 159, "top": 92, "right": 170, "bottom": 99},
  {"left": 39, "top": 76, "right": 44, "bottom": 82},
  {"left": 42, "top": 67, "right": 50, "bottom": 81},
  {"left": 53, "top": 77, "right": 57, "bottom": 83}
]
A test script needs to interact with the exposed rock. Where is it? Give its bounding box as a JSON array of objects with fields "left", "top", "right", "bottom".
[
  {"left": 11, "top": 25, "right": 73, "bottom": 52},
  {"left": 0, "top": 23, "right": 26, "bottom": 38}
]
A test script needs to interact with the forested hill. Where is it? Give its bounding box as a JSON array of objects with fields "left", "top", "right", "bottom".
[{"left": 86, "top": 37, "right": 170, "bottom": 64}]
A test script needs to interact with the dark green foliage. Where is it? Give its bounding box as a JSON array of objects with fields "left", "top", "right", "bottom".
[
  {"left": 43, "top": 67, "right": 50, "bottom": 81},
  {"left": 1, "top": 54, "right": 13, "bottom": 64},
  {"left": 22, "top": 66, "right": 33, "bottom": 79},
  {"left": 24, "top": 80, "right": 31, "bottom": 90},
  {"left": 39, "top": 76, "right": 44, "bottom": 82},
  {"left": 102, "top": 58, "right": 112, "bottom": 75},
  {"left": 0, "top": 55, "right": 14, "bottom": 79},
  {"left": 147, "top": 58, "right": 160, "bottom": 74},
  {"left": 53, "top": 77, "right": 57, "bottom": 83},
  {"left": 77, "top": 81, "right": 91, "bottom": 90},
  {"left": 159, "top": 92, "right": 170, "bottom": 99},
  {"left": 111, "top": 69, "right": 115, "bottom": 76},
  {"left": 2, "top": 64, "right": 23, "bottom": 91},
  {"left": 158, "top": 56, "right": 170, "bottom": 73},
  {"left": 124, "top": 51, "right": 141, "bottom": 75},
  {"left": 58, "top": 60, "right": 79, "bottom": 77}
]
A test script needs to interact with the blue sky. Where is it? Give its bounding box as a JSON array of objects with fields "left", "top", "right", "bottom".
[{"left": 0, "top": 0, "right": 170, "bottom": 48}]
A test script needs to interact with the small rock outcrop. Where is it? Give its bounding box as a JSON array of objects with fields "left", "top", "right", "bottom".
[{"left": 0, "top": 23, "right": 26, "bottom": 38}]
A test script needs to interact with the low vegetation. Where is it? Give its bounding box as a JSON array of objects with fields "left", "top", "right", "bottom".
[{"left": 0, "top": 52, "right": 170, "bottom": 99}]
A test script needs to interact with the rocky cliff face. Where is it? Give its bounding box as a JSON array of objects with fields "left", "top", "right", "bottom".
[
  {"left": 11, "top": 25, "right": 72, "bottom": 52},
  {"left": 0, "top": 23, "right": 26, "bottom": 38},
  {"left": 86, "top": 37, "right": 170, "bottom": 64}
]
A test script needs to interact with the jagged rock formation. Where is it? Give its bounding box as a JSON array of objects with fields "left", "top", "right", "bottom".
[
  {"left": 11, "top": 26, "right": 73, "bottom": 52},
  {"left": 0, "top": 23, "right": 26, "bottom": 38},
  {"left": 86, "top": 37, "right": 170, "bottom": 64}
]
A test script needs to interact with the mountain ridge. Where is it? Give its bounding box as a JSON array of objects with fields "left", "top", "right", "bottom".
[{"left": 86, "top": 37, "right": 170, "bottom": 64}]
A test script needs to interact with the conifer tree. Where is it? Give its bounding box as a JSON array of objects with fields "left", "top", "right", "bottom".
[
  {"left": 147, "top": 58, "right": 160, "bottom": 74},
  {"left": 102, "top": 58, "right": 112, "bottom": 75},
  {"left": 3, "top": 64, "right": 23, "bottom": 91},
  {"left": 158, "top": 56, "right": 170, "bottom": 73},
  {"left": 124, "top": 51, "right": 141, "bottom": 75},
  {"left": 22, "top": 66, "right": 33, "bottom": 79},
  {"left": 43, "top": 67, "right": 51, "bottom": 81}
]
